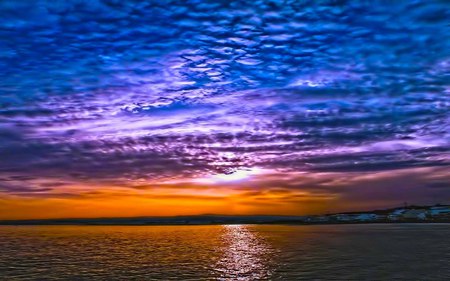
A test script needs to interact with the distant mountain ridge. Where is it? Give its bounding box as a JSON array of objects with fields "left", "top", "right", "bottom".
[{"left": 1, "top": 204, "right": 449, "bottom": 225}]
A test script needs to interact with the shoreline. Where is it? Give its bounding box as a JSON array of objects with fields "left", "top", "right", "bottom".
[
  {"left": 1, "top": 221, "right": 449, "bottom": 226},
  {"left": 1, "top": 204, "right": 448, "bottom": 226}
]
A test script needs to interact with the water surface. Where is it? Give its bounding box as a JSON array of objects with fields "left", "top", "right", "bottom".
[{"left": 1, "top": 224, "right": 449, "bottom": 280}]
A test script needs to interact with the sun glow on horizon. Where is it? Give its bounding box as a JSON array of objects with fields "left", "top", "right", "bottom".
[{"left": 194, "top": 168, "right": 263, "bottom": 184}]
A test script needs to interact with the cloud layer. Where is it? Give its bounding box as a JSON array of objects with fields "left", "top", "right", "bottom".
[{"left": 0, "top": 0, "right": 449, "bottom": 216}]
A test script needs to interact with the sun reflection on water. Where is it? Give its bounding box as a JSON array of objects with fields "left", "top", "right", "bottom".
[{"left": 215, "top": 225, "right": 273, "bottom": 280}]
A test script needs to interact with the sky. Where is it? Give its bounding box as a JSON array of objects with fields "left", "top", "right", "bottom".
[{"left": 0, "top": 0, "right": 449, "bottom": 219}]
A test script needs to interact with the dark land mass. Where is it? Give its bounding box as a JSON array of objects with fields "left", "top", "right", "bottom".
[{"left": 0, "top": 204, "right": 448, "bottom": 226}]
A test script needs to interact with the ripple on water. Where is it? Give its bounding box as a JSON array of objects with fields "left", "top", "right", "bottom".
[{"left": 0, "top": 224, "right": 449, "bottom": 280}]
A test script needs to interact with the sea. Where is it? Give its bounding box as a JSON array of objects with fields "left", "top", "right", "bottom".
[{"left": 0, "top": 224, "right": 449, "bottom": 280}]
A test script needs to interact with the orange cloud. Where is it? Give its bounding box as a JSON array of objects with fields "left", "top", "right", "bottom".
[{"left": 0, "top": 167, "right": 448, "bottom": 220}]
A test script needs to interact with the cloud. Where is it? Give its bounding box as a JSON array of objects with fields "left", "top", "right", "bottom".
[{"left": 0, "top": 0, "right": 449, "bottom": 211}]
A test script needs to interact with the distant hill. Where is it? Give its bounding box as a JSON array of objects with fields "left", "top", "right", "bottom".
[
  {"left": 0, "top": 214, "right": 306, "bottom": 226},
  {"left": 0, "top": 204, "right": 448, "bottom": 225}
]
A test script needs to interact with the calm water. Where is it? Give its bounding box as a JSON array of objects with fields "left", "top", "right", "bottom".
[{"left": 0, "top": 224, "right": 449, "bottom": 280}]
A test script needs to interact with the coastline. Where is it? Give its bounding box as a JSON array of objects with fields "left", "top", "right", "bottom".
[{"left": 2, "top": 204, "right": 448, "bottom": 226}]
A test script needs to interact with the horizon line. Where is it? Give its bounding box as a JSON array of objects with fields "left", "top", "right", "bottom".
[{"left": 1, "top": 203, "right": 448, "bottom": 222}]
